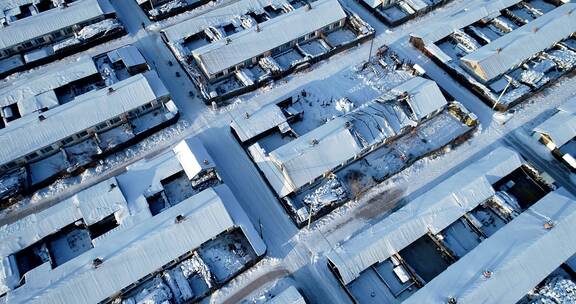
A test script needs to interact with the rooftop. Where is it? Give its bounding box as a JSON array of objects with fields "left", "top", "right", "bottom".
[
  {"left": 4, "top": 186, "right": 238, "bottom": 304},
  {"left": 0, "top": 71, "right": 169, "bottom": 167},
  {"left": 406, "top": 187, "right": 576, "bottom": 304},
  {"left": 191, "top": 0, "right": 347, "bottom": 76},
  {"left": 327, "top": 147, "right": 524, "bottom": 285},
  {"left": 460, "top": 3, "right": 576, "bottom": 82},
  {"left": 0, "top": 55, "right": 97, "bottom": 108},
  {"left": 0, "top": 0, "right": 115, "bottom": 50},
  {"left": 533, "top": 97, "right": 576, "bottom": 147}
]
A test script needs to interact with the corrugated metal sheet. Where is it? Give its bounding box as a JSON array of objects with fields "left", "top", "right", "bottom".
[
  {"left": 406, "top": 188, "right": 576, "bottom": 304},
  {"left": 460, "top": 3, "right": 576, "bottom": 82},
  {"left": 327, "top": 147, "right": 522, "bottom": 285}
]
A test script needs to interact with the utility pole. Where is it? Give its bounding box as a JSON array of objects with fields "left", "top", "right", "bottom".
[
  {"left": 363, "top": 38, "right": 375, "bottom": 70},
  {"left": 368, "top": 37, "right": 375, "bottom": 62},
  {"left": 493, "top": 75, "right": 513, "bottom": 111}
]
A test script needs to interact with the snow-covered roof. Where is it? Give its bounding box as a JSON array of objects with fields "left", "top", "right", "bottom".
[
  {"left": 0, "top": 71, "right": 169, "bottom": 167},
  {"left": 173, "top": 137, "right": 216, "bottom": 180},
  {"left": 405, "top": 187, "right": 576, "bottom": 304},
  {"left": 0, "top": 0, "right": 35, "bottom": 10},
  {"left": 460, "top": 3, "right": 576, "bottom": 82},
  {"left": 327, "top": 147, "right": 523, "bottom": 285},
  {"left": 117, "top": 151, "right": 185, "bottom": 213},
  {"left": 533, "top": 103, "right": 576, "bottom": 148},
  {"left": 415, "top": 0, "right": 521, "bottom": 43},
  {"left": 392, "top": 77, "right": 447, "bottom": 120},
  {"left": 0, "top": 55, "right": 97, "bottom": 108},
  {"left": 269, "top": 117, "right": 363, "bottom": 197},
  {"left": 231, "top": 104, "right": 287, "bottom": 143},
  {"left": 192, "top": 0, "right": 347, "bottom": 76},
  {"left": 0, "top": 0, "right": 115, "bottom": 50},
  {"left": 4, "top": 187, "right": 236, "bottom": 304},
  {"left": 106, "top": 45, "right": 146, "bottom": 68},
  {"left": 162, "top": 0, "right": 299, "bottom": 42},
  {"left": 266, "top": 286, "right": 306, "bottom": 304},
  {"left": 0, "top": 177, "right": 126, "bottom": 257}
]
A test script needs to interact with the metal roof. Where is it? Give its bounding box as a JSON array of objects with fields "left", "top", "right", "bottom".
[
  {"left": 0, "top": 71, "right": 169, "bottom": 166},
  {"left": 460, "top": 3, "right": 576, "bottom": 82},
  {"left": 406, "top": 187, "right": 576, "bottom": 304},
  {"left": 192, "top": 0, "right": 346, "bottom": 76},
  {"left": 327, "top": 147, "right": 523, "bottom": 285}
]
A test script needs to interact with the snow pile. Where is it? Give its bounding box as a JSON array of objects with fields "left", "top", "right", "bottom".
[
  {"left": 149, "top": 0, "right": 185, "bottom": 17},
  {"left": 520, "top": 69, "right": 549, "bottom": 88},
  {"left": 303, "top": 178, "right": 347, "bottom": 209},
  {"left": 528, "top": 277, "right": 576, "bottom": 304},
  {"left": 52, "top": 37, "right": 81, "bottom": 53},
  {"left": 77, "top": 19, "right": 123, "bottom": 41},
  {"left": 335, "top": 97, "right": 354, "bottom": 113},
  {"left": 259, "top": 57, "right": 282, "bottom": 73},
  {"left": 180, "top": 253, "right": 214, "bottom": 288},
  {"left": 548, "top": 49, "right": 576, "bottom": 70}
]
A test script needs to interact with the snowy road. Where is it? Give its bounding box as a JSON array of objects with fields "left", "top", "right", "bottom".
[{"left": 2, "top": 0, "right": 576, "bottom": 302}]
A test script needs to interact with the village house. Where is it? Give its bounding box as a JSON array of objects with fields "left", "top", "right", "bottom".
[
  {"left": 532, "top": 97, "right": 576, "bottom": 170},
  {"left": 0, "top": 137, "right": 266, "bottom": 304},
  {"left": 0, "top": 69, "right": 179, "bottom": 203},
  {"left": 410, "top": 0, "right": 576, "bottom": 110},
  {"left": 162, "top": 0, "right": 374, "bottom": 104},
  {"left": 0, "top": 45, "right": 148, "bottom": 127},
  {"left": 326, "top": 147, "right": 574, "bottom": 304},
  {"left": 0, "top": 0, "right": 125, "bottom": 77},
  {"left": 232, "top": 76, "right": 478, "bottom": 226}
]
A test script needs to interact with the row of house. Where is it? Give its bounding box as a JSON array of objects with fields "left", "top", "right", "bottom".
[
  {"left": 162, "top": 0, "right": 374, "bottom": 104},
  {"left": 326, "top": 146, "right": 576, "bottom": 304},
  {"left": 359, "top": 0, "right": 453, "bottom": 26},
  {"left": 0, "top": 137, "right": 266, "bottom": 304},
  {"left": 0, "top": 0, "right": 125, "bottom": 77},
  {"left": 532, "top": 96, "right": 576, "bottom": 170},
  {"left": 232, "top": 75, "right": 478, "bottom": 226},
  {"left": 0, "top": 45, "right": 148, "bottom": 127},
  {"left": 0, "top": 57, "right": 179, "bottom": 204},
  {"left": 410, "top": 0, "right": 576, "bottom": 110}
]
